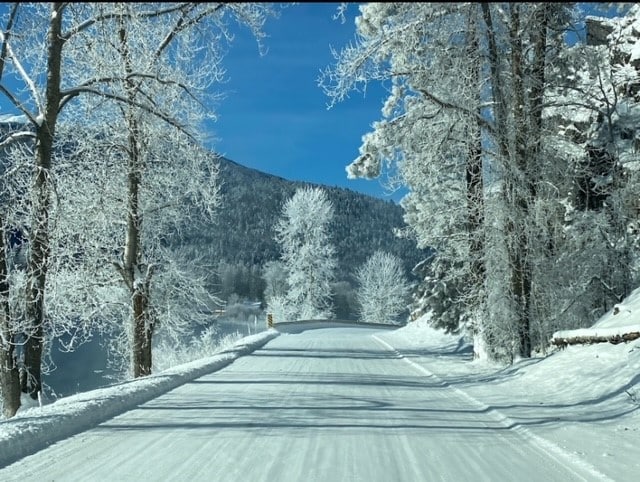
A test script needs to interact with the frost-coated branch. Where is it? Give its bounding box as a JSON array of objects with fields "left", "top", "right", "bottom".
[{"left": 0, "top": 31, "right": 43, "bottom": 115}]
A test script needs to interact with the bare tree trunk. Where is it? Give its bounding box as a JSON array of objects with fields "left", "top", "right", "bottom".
[
  {"left": 115, "top": 115, "right": 155, "bottom": 377},
  {"left": 0, "top": 222, "right": 20, "bottom": 418},
  {"left": 117, "top": 19, "right": 156, "bottom": 378},
  {"left": 467, "top": 7, "right": 487, "bottom": 359},
  {"left": 22, "top": 2, "right": 64, "bottom": 398},
  {"left": 504, "top": 4, "right": 552, "bottom": 359},
  {"left": 0, "top": 11, "right": 21, "bottom": 417},
  {"left": 506, "top": 4, "right": 533, "bottom": 359},
  {"left": 132, "top": 283, "right": 153, "bottom": 377},
  {"left": 119, "top": 112, "right": 156, "bottom": 378}
]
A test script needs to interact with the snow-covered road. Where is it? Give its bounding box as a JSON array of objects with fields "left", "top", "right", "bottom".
[{"left": 0, "top": 327, "right": 606, "bottom": 481}]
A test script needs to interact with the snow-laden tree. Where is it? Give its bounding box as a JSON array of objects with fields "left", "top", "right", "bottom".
[
  {"left": 0, "top": 2, "right": 74, "bottom": 412},
  {"left": 0, "top": 197, "right": 23, "bottom": 418},
  {"left": 270, "top": 186, "right": 337, "bottom": 321},
  {"left": 320, "top": 2, "right": 490, "bottom": 354},
  {"left": 69, "top": 4, "right": 219, "bottom": 379},
  {"left": 0, "top": 2, "right": 276, "bottom": 417},
  {"left": 321, "top": 2, "right": 579, "bottom": 361},
  {"left": 355, "top": 251, "right": 410, "bottom": 324},
  {"left": 529, "top": 4, "right": 640, "bottom": 349},
  {"left": 59, "top": 2, "right": 278, "bottom": 379},
  {"left": 481, "top": 3, "right": 580, "bottom": 359},
  {"left": 0, "top": 217, "right": 16, "bottom": 419},
  {"left": 50, "top": 121, "right": 222, "bottom": 379},
  {"left": 0, "top": 114, "right": 32, "bottom": 417}
]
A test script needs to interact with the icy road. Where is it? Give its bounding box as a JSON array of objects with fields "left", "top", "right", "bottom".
[{"left": 0, "top": 326, "right": 604, "bottom": 481}]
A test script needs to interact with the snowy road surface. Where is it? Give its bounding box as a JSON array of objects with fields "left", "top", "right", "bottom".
[{"left": 0, "top": 327, "right": 604, "bottom": 481}]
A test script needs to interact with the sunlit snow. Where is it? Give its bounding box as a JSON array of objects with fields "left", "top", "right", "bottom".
[{"left": 0, "top": 295, "right": 637, "bottom": 480}]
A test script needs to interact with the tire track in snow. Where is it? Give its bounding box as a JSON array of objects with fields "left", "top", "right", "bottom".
[{"left": 372, "top": 334, "right": 614, "bottom": 482}]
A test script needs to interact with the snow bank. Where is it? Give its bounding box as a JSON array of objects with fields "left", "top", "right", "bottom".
[
  {"left": 553, "top": 324, "right": 640, "bottom": 340},
  {"left": 595, "top": 286, "right": 640, "bottom": 328},
  {"left": 0, "top": 330, "right": 279, "bottom": 468},
  {"left": 553, "top": 285, "right": 640, "bottom": 342},
  {"left": 394, "top": 313, "right": 469, "bottom": 352}
]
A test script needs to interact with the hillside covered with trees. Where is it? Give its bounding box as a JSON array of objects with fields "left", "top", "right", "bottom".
[{"left": 182, "top": 156, "right": 426, "bottom": 306}]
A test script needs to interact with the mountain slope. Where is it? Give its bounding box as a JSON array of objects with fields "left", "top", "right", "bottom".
[
  {"left": 185, "top": 156, "right": 426, "bottom": 285},
  {"left": 1, "top": 117, "right": 426, "bottom": 312}
]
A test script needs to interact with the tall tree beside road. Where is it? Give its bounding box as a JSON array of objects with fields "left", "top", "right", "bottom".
[
  {"left": 270, "top": 186, "right": 337, "bottom": 321},
  {"left": 321, "top": 2, "right": 591, "bottom": 360},
  {"left": 0, "top": 2, "right": 277, "bottom": 417},
  {"left": 355, "top": 251, "right": 411, "bottom": 324}
]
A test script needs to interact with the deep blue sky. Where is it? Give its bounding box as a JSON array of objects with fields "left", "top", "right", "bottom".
[
  {"left": 0, "top": 3, "right": 396, "bottom": 201},
  {"left": 207, "top": 2, "right": 613, "bottom": 203},
  {"left": 209, "top": 3, "right": 401, "bottom": 202}
]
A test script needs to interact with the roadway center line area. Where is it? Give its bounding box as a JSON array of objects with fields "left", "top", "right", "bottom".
[{"left": 0, "top": 327, "right": 601, "bottom": 481}]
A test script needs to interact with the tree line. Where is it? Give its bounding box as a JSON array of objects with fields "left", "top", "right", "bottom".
[
  {"left": 0, "top": 2, "right": 277, "bottom": 419},
  {"left": 321, "top": 3, "right": 640, "bottom": 361},
  {"left": 264, "top": 186, "right": 411, "bottom": 326}
]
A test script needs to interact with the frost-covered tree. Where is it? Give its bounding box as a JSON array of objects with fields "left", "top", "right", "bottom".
[
  {"left": 0, "top": 2, "right": 77, "bottom": 412},
  {"left": 0, "top": 2, "right": 122, "bottom": 415},
  {"left": 262, "top": 260, "right": 288, "bottom": 302},
  {"left": 63, "top": 2, "right": 277, "bottom": 378},
  {"left": 321, "top": 2, "right": 579, "bottom": 361},
  {"left": 481, "top": 3, "right": 579, "bottom": 359},
  {"left": 411, "top": 256, "right": 467, "bottom": 334},
  {"left": 0, "top": 5, "right": 26, "bottom": 417},
  {"left": 75, "top": 5, "right": 218, "bottom": 379},
  {"left": 355, "top": 251, "right": 410, "bottom": 324},
  {"left": 271, "top": 186, "right": 337, "bottom": 320},
  {"left": 60, "top": 122, "right": 221, "bottom": 378},
  {"left": 321, "top": 2, "right": 490, "bottom": 354},
  {"left": 0, "top": 206, "right": 20, "bottom": 418},
  {"left": 0, "top": 2, "right": 276, "bottom": 416},
  {"left": 531, "top": 4, "right": 640, "bottom": 348}
]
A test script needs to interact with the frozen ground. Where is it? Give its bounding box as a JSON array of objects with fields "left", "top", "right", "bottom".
[{"left": 0, "top": 296, "right": 637, "bottom": 480}]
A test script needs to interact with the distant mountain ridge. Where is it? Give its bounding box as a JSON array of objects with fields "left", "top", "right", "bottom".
[{"left": 185, "top": 155, "right": 426, "bottom": 284}]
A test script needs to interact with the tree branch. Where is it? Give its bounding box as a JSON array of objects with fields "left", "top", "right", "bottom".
[
  {"left": 0, "top": 3, "right": 19, "bottom": 81},
  {"left": 59, "top": 87, "right": 196, "bottom": 142},
  {"left": 62, "top": 3, "right": 194, "bottom": 41},
  {"left": 416, "top": 87, "right": 496, "bottom": 135}
]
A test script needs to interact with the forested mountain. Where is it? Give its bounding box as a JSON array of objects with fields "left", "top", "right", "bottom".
[
  {"left": 183, "top": 156, "right": 427, "bottom": 305},
  {"left": 0, "top": 118, "right": 423, "bottom": 318}
]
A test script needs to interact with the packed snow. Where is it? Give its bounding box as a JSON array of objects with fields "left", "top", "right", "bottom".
[
  {"left": 0, "top": 297, "right": 637, "bottom": 480},
  {"left": 0, "top": 330, "right": 279, "bottom": 468},
  {"left": 378, "top": 319, "right": 638, "bottom": 481}
]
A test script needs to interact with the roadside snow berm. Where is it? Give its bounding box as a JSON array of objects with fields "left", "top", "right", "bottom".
[{"left": 552, "top": 286, "right": 640, "bottom": 348}]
